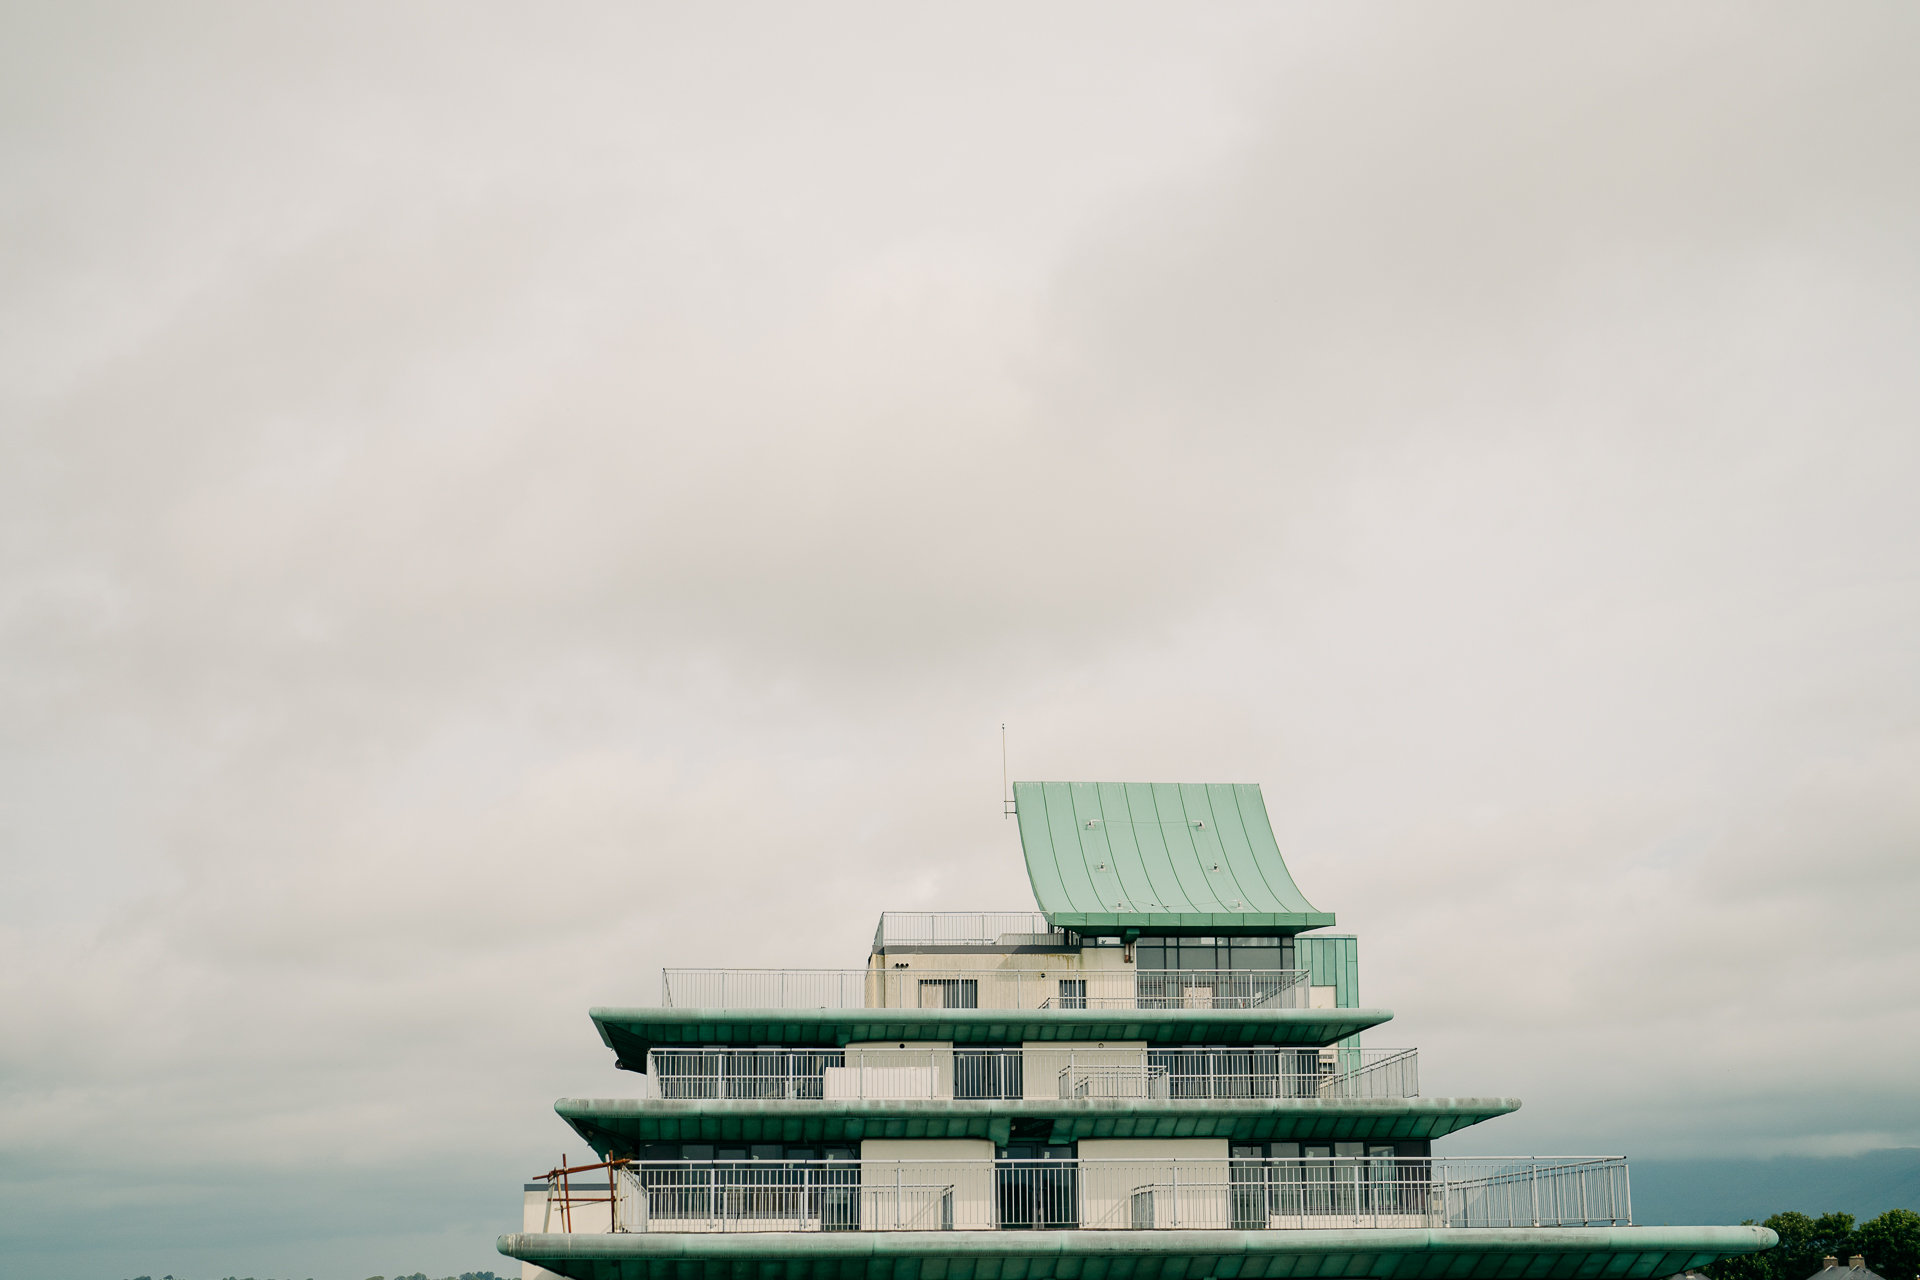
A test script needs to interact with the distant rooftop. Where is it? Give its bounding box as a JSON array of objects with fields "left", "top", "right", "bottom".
[{"left": 1014, "top": 781, "right": 1334, "bottom": 937}]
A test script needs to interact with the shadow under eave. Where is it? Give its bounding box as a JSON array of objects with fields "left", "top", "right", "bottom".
[{"left": 554, "top": 1096, "right": 1522, "bottom": 1152}]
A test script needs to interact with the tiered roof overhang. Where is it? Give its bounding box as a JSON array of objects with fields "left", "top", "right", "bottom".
[
  {"left": 557, "top": 1096, "right": 1520, "bottom": 1153},
  {"left": 501, "top": 1223, "right": 1780, "bottom": 1280},
  {"left": 591, "top": 1006, "right": 1392, "bottom": 1063}
]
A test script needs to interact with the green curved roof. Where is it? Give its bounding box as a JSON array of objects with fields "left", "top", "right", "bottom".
[
  {"left": 1015, "top": 782, "right": 1333, "bottom": 935},
  {"left": 502, "top": 1224, "right": 1779, "bottom": 1280},
  {"left": 558, "top": 1096, "right": 1519, "bottom": 1151}
]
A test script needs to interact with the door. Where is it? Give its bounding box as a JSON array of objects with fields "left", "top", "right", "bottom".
[
  {"left": 996, "top": 1144, "right": 1078, "bottom": 1229},
  {"left": 1230, "top": 1145, "right": 1268, "bottom": 1229},
  {"left": 954, "top": 1049, "right": 1023, "bottom": 1100},
  {"left": 1302, "top": 1144, "right": 1335, "bottom": 1216}
]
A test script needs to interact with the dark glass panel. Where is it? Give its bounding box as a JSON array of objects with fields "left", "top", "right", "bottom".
[
  {"left": 1230, "top": 945, "right": 1282, "bottom": 970},
  {"left": 1177, "top": 944, "right": 1216, "bottom": 970}
]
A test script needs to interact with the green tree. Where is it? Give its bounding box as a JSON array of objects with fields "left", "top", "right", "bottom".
[
  {"left": 1860, "top": 1208, "right": 1920, "bottom": 1280},
  {"left": 1774, "top": 1212, "right": 1867, "bottom": 1280},
  {"left": 1706, "top": 1222, "right": 1777, "bottom": 1280}
]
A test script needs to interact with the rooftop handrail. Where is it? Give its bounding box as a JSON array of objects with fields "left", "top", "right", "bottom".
[
  {"left": 874, "top": 912, "right": 1057, "bottom": 949},
  {"left": 660, "top": 967, "right": 1312, "bottom": 1011},
  {"left": 637, "top": 1046, "right": 1418, "bottom": 1101},
  {"left": 564, "top": 1156, "right": 1628, "bottom": 1234}
]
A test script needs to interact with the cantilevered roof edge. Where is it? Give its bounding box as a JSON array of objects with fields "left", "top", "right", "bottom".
[{"left": 1013, "top": 781, "right": 1331, "bottom": 934}]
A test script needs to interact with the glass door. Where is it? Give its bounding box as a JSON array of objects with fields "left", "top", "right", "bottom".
[{"left": 995, "top": 1143, "right": 1078, "bottom": 1229}]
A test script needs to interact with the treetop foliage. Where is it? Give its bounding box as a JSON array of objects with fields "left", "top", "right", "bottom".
[{"left": 1706, "top": 1209, "right": 1920, "bottom": 1280}]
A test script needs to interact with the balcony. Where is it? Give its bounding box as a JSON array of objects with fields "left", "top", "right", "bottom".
[
  {"left": 535, "top": 1155, "right": 1630, "bottom": 1234},
  {"left": 639, "top": 1047, "right": 1418, "bottom": 1102},
  {"left": 658, "top": 967, "right": 1311, "bottom": 1010}
]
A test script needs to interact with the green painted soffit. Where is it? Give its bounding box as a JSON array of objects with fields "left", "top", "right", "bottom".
[
  {"left": 500, "top": 1224, "right": 1778, "bottom": 1280},
  {"left": 556, "top": 1097, "right": 1519, "bottom": 1154},
  {"left": 1014, "top": 782, "right": 1334, "bottom": 937},
  {"left": 590, "top": 1008, "right": 1392, "bottom": 1061}
]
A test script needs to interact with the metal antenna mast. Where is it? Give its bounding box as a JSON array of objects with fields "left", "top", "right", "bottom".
[{"left": 1002, "top": 724, "right": 1013, "bottom": 818}]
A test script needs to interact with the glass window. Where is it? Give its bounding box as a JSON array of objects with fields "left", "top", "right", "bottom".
[
  {"left": 1230, "top": 943, "right": 1282, "bottom": 970},
  {"left": 1178, "top": 944, "right": 1217, "bottom": 970},
  {"left": 917, "top": 977, "right": 979, "bottom": 1008}
]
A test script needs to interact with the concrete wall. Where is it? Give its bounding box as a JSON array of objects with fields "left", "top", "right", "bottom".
[
  {"left": 521, "top": 1185, "right": 609, "bottom": 1279},
  {"left": 1021, "top": 1042, "right": 1149, "bottom": 1100},
  {"left": 1079, "top": 1139, "right": 1231, "bottom": 1231},
  {"left": 836, "top": 1042, "right": 954, "bottom": 1098},
  {"left": 860, "top": 1138, "right": 996, "bottom": 1230}
]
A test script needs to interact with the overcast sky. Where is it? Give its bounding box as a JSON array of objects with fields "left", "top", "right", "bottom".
[{"left": 4, "top": 4, "right": 1919, "bottom": 1278}]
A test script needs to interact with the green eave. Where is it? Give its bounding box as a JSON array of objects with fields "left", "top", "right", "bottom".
[
  {"left": 1015, "top": 782, "right": 1333, "bottom": 938},
  {"left": 557, "top": 1097, "right": 1519, "bottom": 1154},
  {"left": 1050, "top": 912, "right": 1337, "bottom": 932},
  {"left": 501, "top": 1223, "right": 1779, "bottom": 1280},
  {"left": 591, "top": 1007, "right": 1393, "bottom": 1062}
]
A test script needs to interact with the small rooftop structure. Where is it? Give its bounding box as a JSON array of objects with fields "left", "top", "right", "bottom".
[
  {"left": 1014, "top": 781, "right": 1336, "bottom": 936},
  {"left": 1811, "top": 1258, "right": 1886, "bottom": 1280}
]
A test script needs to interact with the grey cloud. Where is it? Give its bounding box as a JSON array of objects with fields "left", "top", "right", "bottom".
[{"left": 3, "top": 5, "right": 1918, "bottom": 1278}]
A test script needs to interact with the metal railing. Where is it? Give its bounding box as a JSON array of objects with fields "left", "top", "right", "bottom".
[
  {"left": 1043, "top": 969, "right": 1311, "bottom": 1010},
  {"left": 576, "top": 1157, "right": 1628, "bottom": 1234},
  {"left": 640, "top": 1046, "right": 1417, "bottom": 1101},
  {"left": 1060, "top": 1047, "right": 1418, "bottom": 1101},
  {"left": 660, "top": 967, "right": 1311, "bottom": 1010},
  {"left": 874, "top": 912, "right": 1058, "bottom": 949},
  {"left": 646, "top": 1049, "right": 973, "bottom": 1101}
]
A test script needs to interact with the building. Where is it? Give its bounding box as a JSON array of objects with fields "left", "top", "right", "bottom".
[
  {"left": 499, "top": 780, "right": 1776, "bottom": 1279},
  {"left": 1812, "top": 1258, "right": 1888, "bottom": 1280}
]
